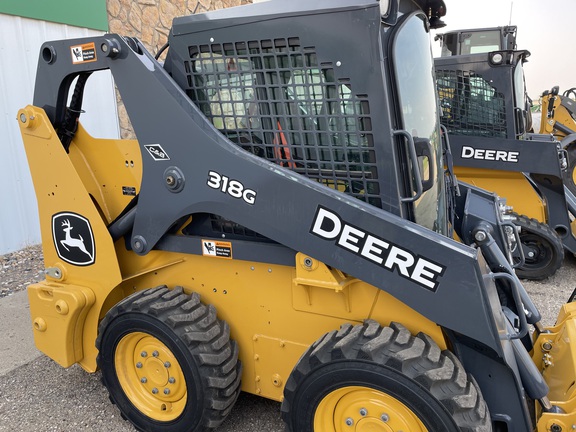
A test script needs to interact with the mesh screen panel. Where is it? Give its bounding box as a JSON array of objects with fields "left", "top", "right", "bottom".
[
  {"left": 184, "top": 38, "right": 381, "bottom": 207},
  {"left": 436, "top": 69, "right": 507, "bottom": 138}
]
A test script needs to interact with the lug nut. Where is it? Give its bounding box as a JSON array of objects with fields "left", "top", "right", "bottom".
[
  {"left": 345, "top": 418, "right": 354, "bottom": 426},
  {"left": 164, "top": 361, "right": 171, "bottom": 368},
  {"left": 359, "top": 408, "right": 367, "bottom": 416},
  {"left": 141, "top": 377, "right": 147, "bottom": 383},
  {"left": 164, "top": 388, "right": 170, "bottom": 395},
  {"left": 152, "top": 388, "right": 159, "bottom": 394},
  {"left": 381, "top": 413, "right": 389, "bottom": 422},
  {"left": 152, "top": 351, "right": 159, "bottom": 357},
  {"left": 141, "top": 351, "right": 147, "bottom": 357},
  {"left": 168, "top": 377, "right": 176, "bottom": 384},
  {"left": 136, "top": 362, "right": 142, "bottom": 368}
]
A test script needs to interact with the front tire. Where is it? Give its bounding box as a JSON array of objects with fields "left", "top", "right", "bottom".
[
  {"left": 281, "top": 321, "right": 491, "bottom": 432},
  {"left": 512, "top": 213, "right": 564, "bottom": 280},
  {"left": 96, "top": 286, "right": 241, "bottom": 432}
]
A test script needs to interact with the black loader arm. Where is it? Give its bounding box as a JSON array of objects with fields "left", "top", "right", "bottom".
[{"left": 31, "top": 34, "right": 511, "bottom": 355}]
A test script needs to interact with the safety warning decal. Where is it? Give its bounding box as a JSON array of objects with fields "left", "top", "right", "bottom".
[
  {"left": 122, "top": 186, "right": 137, "bottom": 196},
  {"left": 202, "top": 240, "right": 232, "bottom": 259},
  {"left": 70, "top": 42, "right": 97, "bottom": 64}
]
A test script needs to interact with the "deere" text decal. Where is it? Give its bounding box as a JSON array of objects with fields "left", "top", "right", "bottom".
[
  {"left": 310, "top": 207, "right": 445, "bottom": 291},
  {"left": 461, "top": 145, "right": 519, "bottom": 163}
]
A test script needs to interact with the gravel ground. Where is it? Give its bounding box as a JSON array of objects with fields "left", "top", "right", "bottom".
[
  {"left": 0, "top": 245, "right": 45, "bottom": 298},
  {"left": 0, "top": 245, "right": 575, "bottom": 431}
]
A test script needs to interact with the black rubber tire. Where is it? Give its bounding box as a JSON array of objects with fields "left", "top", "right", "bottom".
[
  {"left": 96, "top": 286, "right": 241, "bottom": 432},
  {"left": 512, "top": 213, "right": 564, "bottom": 280},
  {"left": 281, "top": 320, "right": 491, "bottom": 432}
]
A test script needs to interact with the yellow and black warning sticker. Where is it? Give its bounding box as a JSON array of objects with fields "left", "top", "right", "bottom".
[
  {"left": 70, "top": 42, "right": 97, "bottom": 64},
  {"left": 202, "top": 239, "right": 232, "bottom": 259}
]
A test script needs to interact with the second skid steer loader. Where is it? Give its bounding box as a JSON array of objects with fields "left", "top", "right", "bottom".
[{"left": 435, "top": 26, "right": 573, "bottom": 280}]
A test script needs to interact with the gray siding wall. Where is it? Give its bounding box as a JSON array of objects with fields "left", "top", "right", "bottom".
[{"left": 0, "top": 14, "right": 119, "bottom": 254}]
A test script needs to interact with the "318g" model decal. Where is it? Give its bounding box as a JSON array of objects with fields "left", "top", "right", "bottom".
[{"left": 207, "top": 170, "right": 257, "bottom": 205}]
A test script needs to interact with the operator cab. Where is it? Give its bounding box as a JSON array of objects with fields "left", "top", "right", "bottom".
[
  {"left": 434, "top": 25, "right": 533, "bottom": 138},
  {"left": 436, "top": 25, "right": 517, "bottom": 57},
  {"left": 164, "top": 0, "right": 449, "bottom": 234}
]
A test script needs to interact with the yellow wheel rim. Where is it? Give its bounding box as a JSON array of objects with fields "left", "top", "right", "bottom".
[
  {"left": 314, "top": 386, "right": 428, "bottom": 432},
  {"left": 115, "top": 332, "right": 187, "bottom": 421}
]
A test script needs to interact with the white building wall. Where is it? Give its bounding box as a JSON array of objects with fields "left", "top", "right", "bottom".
[{"left": 0, "top": 14, "right": 119, "bottom": 254}]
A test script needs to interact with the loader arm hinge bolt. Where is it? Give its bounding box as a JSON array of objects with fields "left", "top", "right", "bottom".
[
  {"left": 475, "top": 231, "right": 487, "bottom": 242},
  {"left": 551, "top": 424, "right": 562, "bottom": 432},
  {"left": 542, "top": 341, "right": 553, "bottom": 351}
]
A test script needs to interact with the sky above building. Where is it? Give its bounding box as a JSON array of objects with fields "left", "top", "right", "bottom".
[{"left": 432, "top": 0, "right": 576, "bottom": 101}]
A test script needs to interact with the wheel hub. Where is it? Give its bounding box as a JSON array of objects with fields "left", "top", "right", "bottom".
[
  {"left": 315, "top": 386, "right": 427, "bottom": 432},
  {"left": 115, "top": 332, "right": 187, "bottom": 421}
]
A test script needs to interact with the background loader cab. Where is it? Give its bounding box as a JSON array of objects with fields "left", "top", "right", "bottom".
[
  {"left": 438, "top": 25, "right": 517, "bottom": 56},
  {"left": 18, "top": 1, "right": 576, "bottom": 431},
  {"left": 435, "top": 26, "right": 533, "bottom": 138}
]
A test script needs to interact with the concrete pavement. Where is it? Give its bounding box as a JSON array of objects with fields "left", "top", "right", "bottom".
[{"left": 0, "top": 290, "right": 41, "bottom": 376}]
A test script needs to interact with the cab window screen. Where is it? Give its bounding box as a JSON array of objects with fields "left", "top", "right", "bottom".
[{"left": 185, "top": 39, "right": 381, "bottom": 207}]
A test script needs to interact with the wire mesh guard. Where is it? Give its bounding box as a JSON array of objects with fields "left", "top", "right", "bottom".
[
  {"left": 183, "top": 38, "right": 381, "bottom": 208},
  {"left": 436, "top": 69, "right": 507, "bottom": 138}
]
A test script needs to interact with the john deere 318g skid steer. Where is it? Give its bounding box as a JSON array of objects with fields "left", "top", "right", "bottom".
[{"left": 17, "top": 0, "right": 576, "bottom": 431}]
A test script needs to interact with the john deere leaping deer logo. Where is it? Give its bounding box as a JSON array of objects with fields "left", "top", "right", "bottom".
[{"left": 52, "top": 212, "right": 95, "bottom": 266}]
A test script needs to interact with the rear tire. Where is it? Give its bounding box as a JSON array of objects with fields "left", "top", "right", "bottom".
[
  {"left": 281, "top": 321, "right": 491, "bottom": 432},
  {"left": 512, "top": 213, "right": 564, "bottom": 280},
  {"left": 96, "top": 286, "right": 241, "bottom": 432}
]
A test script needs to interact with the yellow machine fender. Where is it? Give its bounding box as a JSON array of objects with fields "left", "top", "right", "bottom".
[
  {"left": 28, "top": 281, "right": 95, "bottom": 367},
  {"left": 454, "top": 166, "right": 546, "bottom": 222},
  {"left": 18, "top": 107, "right": 125, "bottom": 371},
  {"left": 533, "top": 302, "right": 576, "bottom": 430}
]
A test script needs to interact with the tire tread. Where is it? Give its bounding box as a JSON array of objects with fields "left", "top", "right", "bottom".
[
  {"left": 96, "top": 286, "right": 241, "bottom": 431},
  {"left": 281, "top": 320, "right": 491, "bottom": 432}
]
